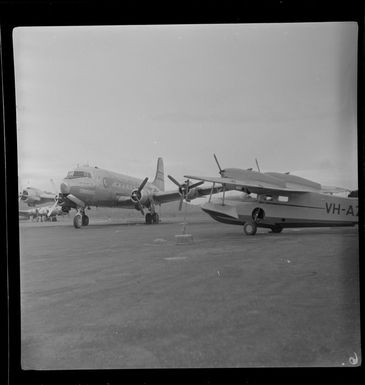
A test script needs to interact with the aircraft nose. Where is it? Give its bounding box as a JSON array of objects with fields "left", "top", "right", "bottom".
[
  {"left": 20, "top": 190, "right": 28, "bottom": 200},
  {"left": 60, "top": 181, "right": 70, "bottom": 194}
]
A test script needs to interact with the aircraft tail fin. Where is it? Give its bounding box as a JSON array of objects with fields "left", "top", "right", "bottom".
[{"left": 152, "top": 157, "right": 165, "bottom": 191}]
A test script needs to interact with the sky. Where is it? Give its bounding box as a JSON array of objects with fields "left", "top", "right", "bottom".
[{"left": 13, "top": 23, "right": 358, "bottom": 193}]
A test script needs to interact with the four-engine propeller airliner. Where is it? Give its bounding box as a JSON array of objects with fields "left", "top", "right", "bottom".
[
  {"left": 184, "top": 155, "right": 358, "bottom": 235},
  {"left": 48, "top": 158, "right": 220, "bottom": 228},
  {"left": 19, "top": 186, "right": 57, "bottom": 206}
]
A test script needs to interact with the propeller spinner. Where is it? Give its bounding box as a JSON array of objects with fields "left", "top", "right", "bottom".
[
  {"left": 168, "top": 175, "right": 203, "bottom": 210},
  {"left": 130, "top": 177, "right": 149, "bottom": 215}
]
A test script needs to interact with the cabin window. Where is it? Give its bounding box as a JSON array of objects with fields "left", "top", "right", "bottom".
[
  {"left": 264, "top": 195, "right": 273, "bottom": 201},
  {"left": 278, "top": 196, "right": 289, "bottom": 202},
  {"left": 65, "top": 171, "right": 92, "bottom": 179}
]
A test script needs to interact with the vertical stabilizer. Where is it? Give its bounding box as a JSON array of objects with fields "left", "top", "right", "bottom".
[{"left": 152, "top": 157, "right": 165, "bottom": 191}]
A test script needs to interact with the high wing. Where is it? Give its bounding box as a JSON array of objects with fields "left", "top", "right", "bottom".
[
  {"left": 320, "top": 185, "right": 350, "bottom": 194},
  {"left": 183, "top": 175, "right": 317, "bottom": 195}
]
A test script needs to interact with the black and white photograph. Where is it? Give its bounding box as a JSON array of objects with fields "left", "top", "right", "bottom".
[{"left": 13, "top": 22, "right": 360, "bottom": 370}]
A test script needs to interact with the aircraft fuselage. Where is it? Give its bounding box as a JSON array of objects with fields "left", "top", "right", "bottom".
[
  {"left": 202, "top": 191, "right": 358, "bottom": 229},
  {"left": 61, "top": 166, "right": 159, "bottom": 208}
]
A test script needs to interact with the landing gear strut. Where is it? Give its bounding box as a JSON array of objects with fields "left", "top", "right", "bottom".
[
  {"left": 145, "top": 212, "right": 159, "bottom": 224},
  {"left": 144, "top": 200, "right": 160, "bottom": 225}
]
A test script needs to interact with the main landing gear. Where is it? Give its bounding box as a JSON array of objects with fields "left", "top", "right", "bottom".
[
  {"left": 243, "top": 221, "right": 257, "bottom": 235},
  {"left": 243, "top": 207, "right": 264, "bottom": 235},
  {"left": 73, "top": 208, "right": 89, "bottom": 229},
  {"left": 145, "top": 212, "right": 159, "bottom": 224}
]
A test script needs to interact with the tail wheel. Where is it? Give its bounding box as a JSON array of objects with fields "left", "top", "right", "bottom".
[
  {"left": 145, "top": 213, "right": 153, "bottom": 224},
  {"left": 243, "top": 221, "right": 257, "bottom": 235},
  {"left": 152, "top": 213, "right": 159, "bottom": 224},
  {"left": 73, "top": 214, "right": 82, "bottom": 229},
  {"left": 82, "top": 215, "right": 89, "bottom": 226}
]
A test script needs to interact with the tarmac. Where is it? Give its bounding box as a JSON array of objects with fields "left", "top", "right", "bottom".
[{"left": 18, "top": 211, "right": 360, "bottom": 369}]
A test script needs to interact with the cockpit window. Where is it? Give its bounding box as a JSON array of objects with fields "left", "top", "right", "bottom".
[{"left": 65, "top": 171, "right": 92, "bottom": 179}]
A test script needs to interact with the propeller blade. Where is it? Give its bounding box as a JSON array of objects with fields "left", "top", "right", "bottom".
[
  {"left": 168, "top": 174, "right": 182, "bottom": 187},
  {"left": 185, "top": 179, "right": 190, "bottom": 190},
  {"left": 138, "top": 202, "right": 145, "bottom": 215},
  {"left": 138, "top": 177, "right": 149, "bottom": 193},
  {"left": 213, "top": 153, "right": 223, "bottom": 173},
  {"left": 189, "top": 180, "right": 204, "bottom": 189},
  {"left": 178, "top": 196, "right": 184, "bottom": 211},
  {"left": 47, "top": 200, "right": 58, "bottom": 218},
  {"left": 255, "top": 158, "right": 261, "bottom": 173}
]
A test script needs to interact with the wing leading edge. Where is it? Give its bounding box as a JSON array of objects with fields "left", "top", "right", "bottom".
[{"left": 183, "top": 175, "right": 315, "bottom": 195}]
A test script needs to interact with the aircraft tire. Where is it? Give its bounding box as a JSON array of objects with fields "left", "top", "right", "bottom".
[
  {"left": 145, "top": 213, "right": 153, "bottom": 224},
  {"left": 243, "top": 221, "right": 257, "bottom": 235},
  {"left": 73, "top": 214, "right": 82, "bottom": 229},
  {"left": 152, "top": 213, "right": 159, "bottom": 224},
  {"left": 271, "top": 225, "right": 282, "bottom": 233},
  {"left": 82, "top": 215, "right": 89, "bottom": 226}
]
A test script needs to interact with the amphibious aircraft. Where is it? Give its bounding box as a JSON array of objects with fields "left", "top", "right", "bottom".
[
  {"left": 49, "top": 158, "right": 220, "bottom": 228},
  {"left": 184, "top": 155, "right": 358, "bottom": 235}
]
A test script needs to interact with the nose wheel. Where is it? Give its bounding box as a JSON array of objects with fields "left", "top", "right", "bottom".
[{"left": 73, "top": 211, "right": 89, "bottom": 228}]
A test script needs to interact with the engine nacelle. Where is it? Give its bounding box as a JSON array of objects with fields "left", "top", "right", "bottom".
[
  {"left": 186, "top": 188, "right": 200, "bottom": 202},
  {"left": 21, "top": 188, "right": 41, "bottom": 204},
  {"left": 130, "top": 189, "right": 149, "bottom": 205}
]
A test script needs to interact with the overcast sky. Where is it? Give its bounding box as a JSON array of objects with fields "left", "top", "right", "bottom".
[{"left": 14, "top": 23, "right": 358, "bottom": 192}]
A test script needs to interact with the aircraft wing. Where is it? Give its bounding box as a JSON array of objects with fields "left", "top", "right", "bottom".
[
  {"left": 152, "top": 186, "right": 222, "bottom": 205},
  {"left": 19, "top": 209, "right": 37, "bottom": 218},
  {"left": 183, "top": 175, "right": 313, "bottom": 195},
  {"left": 40, "top": 192, "right": 56, "bottom": 200},
  {"left": 321, "top": 185, "right": 350, "bottom": 194},
  {"left": 19, "top": 210, "right": 31, "bottom": 217},
  {"left": 116, "top": 196, "right": 135, "bottom": 207}
]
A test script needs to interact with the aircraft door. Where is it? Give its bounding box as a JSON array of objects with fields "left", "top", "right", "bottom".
[{"left": 252, "top": 207, "right": 265, "bottom": 223}]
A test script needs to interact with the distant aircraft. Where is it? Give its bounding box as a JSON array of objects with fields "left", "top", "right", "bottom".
[
  {"left": 19, "top": 186, "right": 57, "bottom": 206},
  {"left": 184, "top": 155, "right": 358, "bottom": 235},
  {"left": 50, "top": 158, "right": 219, "bottom": 228},
  {"left": 19, "top": 207, "right": 39, "bottom": 221},
  {"left": 19, "top": 204, "right": 65, "bottom": 222}
]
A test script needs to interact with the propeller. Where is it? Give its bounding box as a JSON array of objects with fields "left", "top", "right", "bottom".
[
  {"left": 168, "top": 175, "right": 204, "bottom": 210},
  {"left": 47, "top": 194, "right": 60, "bottom": 218},
  {"left": 19, "top": 189, "right": 28, "bottom": 202},
  {"left": 214, "top": 154, "right": 225, "bottom": 176},
  {"left": 130, "top": 177, "right": 149, "bottom": 215},
  {"left": 255, "top": 158, "right": 261, "bottom": 173}
]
